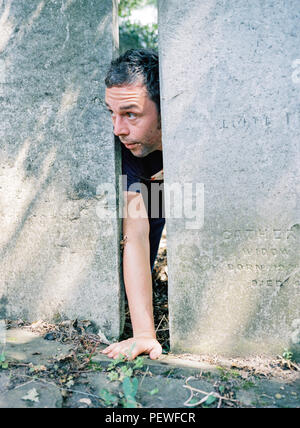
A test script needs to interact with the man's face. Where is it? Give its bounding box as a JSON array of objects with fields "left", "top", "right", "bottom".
[{"left": 105, "top": 81, "right": 162, "bottom": 158}]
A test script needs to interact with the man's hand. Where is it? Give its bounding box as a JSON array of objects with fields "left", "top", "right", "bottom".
[{"left": 102, "top": 336, "right": 162, "bottom": 360}]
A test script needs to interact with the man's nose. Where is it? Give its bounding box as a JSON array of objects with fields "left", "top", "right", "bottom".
[{"left": 113, "top": 116, "right": 129, "bottom": 136}]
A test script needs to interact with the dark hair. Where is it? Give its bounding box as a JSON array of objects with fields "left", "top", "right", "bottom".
[{"left": 105, "top": 49, "right": 160, "bottom": 113}]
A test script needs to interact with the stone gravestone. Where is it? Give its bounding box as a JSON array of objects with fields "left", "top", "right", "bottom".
[
  {"left": 158, "top": 0, "right": 300, "bottom": 358},
  {"left": 0, "top": 0, "right": 123, "bottom": 341}
]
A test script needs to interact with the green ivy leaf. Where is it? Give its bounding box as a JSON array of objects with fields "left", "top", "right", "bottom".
[
  {"left": 121, "top": 366, "right": 133, "bottom": 378},
  {"left": 107, "top": 371, "right": 119, "bottom": 382},
  {"left": 99, "top": 389, "right": 118, "bottom": 406},
  {"left": 149, "top": 387, "right": 159, "bottom": 395},
  {"left": 122, "top": 376, "right": 138, "bottom": 397},
  {"left": 188, "top": 397, "right": 200, "bottom": 406},
  {"left": 219, "top": 385, "right": 225, "bottom": 394},
  {"left": 204, "top": 395, "right": 217, "bottom": 406},
  {"left": 122, "top": 376, "right": 138, "bottom": 408},
  {"left": 133, "top": 357, "right": 144, "bottom": 369}
]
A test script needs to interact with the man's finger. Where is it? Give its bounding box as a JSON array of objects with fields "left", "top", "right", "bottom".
[
  {"left": 102, "top": 344, "right": 116, "bottom": 354},
  {"left": 149, "top": 343, "right": 162, "bottom": 360}
]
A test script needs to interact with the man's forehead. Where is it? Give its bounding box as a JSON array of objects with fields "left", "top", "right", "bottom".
[{"left": 105, "top": 83, "right": 148, "bottom": 104}]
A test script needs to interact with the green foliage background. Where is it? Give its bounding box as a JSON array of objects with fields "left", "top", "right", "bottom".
[{"left": 118, "top": 0, "right": 158, "bottom": 53}]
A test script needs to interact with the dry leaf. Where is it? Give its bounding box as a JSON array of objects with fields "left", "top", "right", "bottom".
[
  {"left": 66, "top": 379, "right": 75, "bottom": 388},
  {"left": 22, "top": 388, "right": 40, "bottom": 403},
  {"left": 79, "top": 398, "right": 92, "bottom": 406}
]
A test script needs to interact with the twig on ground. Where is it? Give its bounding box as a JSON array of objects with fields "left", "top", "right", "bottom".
[
  {"left": 155, "top": 315, "right": 167, "bottom": 334},
  {"left": 12, "top": 373, "right": 101, "bottom": 401},
  {"left": 12, "top": 379, "right": 35, "bottom": 390},
  {"left": 276, "top": 355, "right": 299, "bottom": 371},
  {"left": 139, "top": 366, "right": 151, "bottom": 387},
  {"left": 183, "top": 376, "right": 241, "bottom": 408}
]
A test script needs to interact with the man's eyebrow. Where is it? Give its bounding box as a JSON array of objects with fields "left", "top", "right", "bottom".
[
  {"left": 119, "top": 104, "right": 140, "bottom": 111},
  {"left": 105, "top": 102, "right": 141, "bottom": 111}
]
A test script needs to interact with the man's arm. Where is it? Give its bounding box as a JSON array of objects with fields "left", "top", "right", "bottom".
[{"left": 102, "top": 191, "right": 162, "bottom": 360}]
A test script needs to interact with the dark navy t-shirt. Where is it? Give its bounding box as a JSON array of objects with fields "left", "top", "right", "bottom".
[{"left": 120, "top": 138, "right": 165, "bottom": 270}]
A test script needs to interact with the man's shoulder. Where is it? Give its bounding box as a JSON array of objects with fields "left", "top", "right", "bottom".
[{"left": 121, "top": 141, "right": 163, "bottom": 176}]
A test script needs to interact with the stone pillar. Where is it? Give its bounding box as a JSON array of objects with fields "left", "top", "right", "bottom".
[
  {"left": 0, "top": 0, "right": 123, "bottom": 341},
  {"left": 158, "top": 0, "right": 300, "bottom": 358}
]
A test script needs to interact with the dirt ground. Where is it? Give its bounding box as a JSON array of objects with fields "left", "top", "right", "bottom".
[{"left": 0, "top": 232, "right": 299, "bottom": 408}]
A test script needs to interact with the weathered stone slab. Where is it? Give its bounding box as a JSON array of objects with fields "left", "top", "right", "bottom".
[
  {"left": 0, "top": 380, "right": 63, "bottom": 408},
  {"left": 158, "top": 0, "right": 300, "bottom": 357},
  {"left": 4, "top": 328, "right": 72, "bottom": 364},
  {"left": 0, "top": 0, "right": 122, "bottom": 340},
  {"left": 0, "top": 373, "right": 10, "bottom": 394}
]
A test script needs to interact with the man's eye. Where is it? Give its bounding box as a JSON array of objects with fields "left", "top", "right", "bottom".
[{"left": 126, "top": 112, "right": 136, "bottom": 119}]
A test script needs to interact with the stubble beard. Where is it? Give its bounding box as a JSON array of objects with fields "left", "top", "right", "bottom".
[
  {"left": 129, "top": 143, "right": 151, "bottom": 158},
  {"left": 121, "top": 139, "right": 158, "bottom": 158},
  {"left": 120, "top": 125, "right": 162, "bottom": 158}
]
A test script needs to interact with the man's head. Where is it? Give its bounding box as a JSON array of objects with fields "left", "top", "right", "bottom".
[{"left": 105, "top": 49, "right": 162, "bottom": 158}]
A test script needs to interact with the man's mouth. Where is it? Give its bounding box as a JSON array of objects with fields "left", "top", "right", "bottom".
[{"left": 123, "top": 142, "right": 141, "bottom": 149}]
